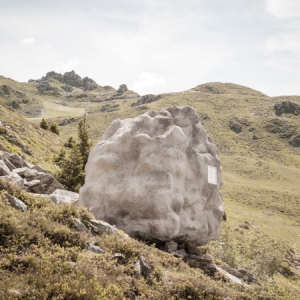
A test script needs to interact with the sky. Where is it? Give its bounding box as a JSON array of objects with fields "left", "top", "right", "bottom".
[{"left": 0, "top": 0, "right": 300, "bottom": 96}]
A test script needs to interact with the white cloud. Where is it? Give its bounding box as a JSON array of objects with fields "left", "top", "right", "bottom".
[
  {"left": 265, "top": 0, "right": 300, "bottom": 18},
  {"left": 132, "top": 72, "right": 174, "bottom": 95},
  {"left": 54, "top": 58, "right": 82, "bottom": 73},
  {"left": 23, "top": 37, "right": 35, "bottom": 44}
]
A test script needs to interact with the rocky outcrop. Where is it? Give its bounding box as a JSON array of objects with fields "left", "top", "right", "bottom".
[
  {"left": 117, "top": 84, "right": 128, "bottom": 94},
  {"left": 131, "top": 94, "right": 163, "bottom": 107},
  {"left": 0, "top": 150, "right": 63, "bottom": 193},
  {"left": 79, "top": 106, "right": 224, "bottom": 246},
  {"left": 274, "top": 101, "right": 300, "bottom": 116},
  {"left": 37, "top": 81, "right": 54, "bottom": 92}
]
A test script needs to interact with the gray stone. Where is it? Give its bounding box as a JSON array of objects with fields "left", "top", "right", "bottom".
[
  {"left": 79, "top": 106, "right": 224, "bottom": 245},
  {"left": 13, "top": 167, "right": 36, "bottom": 178},
  {"left": 4, "top": 158, "right": 15, "bottom": 171},
  {"left": 216, "top": 266, "right": 249, "bottom": 286},
  {"left": 5, "top": 194, "right": 27, "bottom": 212},
  {"left": 164, "top": 241, "right": 178, "bottom": 253},
  {"left": 9, "top": 155, "right": 24, "bottom": 168},
  {"left": 31, "top": 164, "right": 49, "bottom": 173},
  {"left": 72, "top": 218, "right": 88, "bottom": 232},
  {"left": 87, "top": 244, "right": 104, "bottom": 254},
  {"left": 49, "top": 189, "right": 79, "bottom": 204},
  {"left": 28, "top": 173, "right": 64, "bottom": 194},
  {"left": 0, "top": 151, "right": 10, "bottom": 160},
  {"left": 174, "top": 249, "right": 187, "bottom": 259},
  {"left": 24, "top": 179, "right": 41, "bottom": 188},
  {"left": 2, "top": 172, "right": 24, "bottom": 188},
  {"left": 88, "top": 219, "right": 119, "bottom": 236},
  {"left": 117, "top": 84, "right": 128, "bottom": 94},
  {"left": 0, "top": 160, "right": 11, "bottom": 176}
]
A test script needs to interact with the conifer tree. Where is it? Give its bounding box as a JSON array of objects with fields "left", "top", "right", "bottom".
[
  {"left": 77, "top": 114, "right": 92, "bottom": 169},
  {"left": 50, "top": 122, "right": 60, "bottom": 135},
  {"left": 65, "top": 136, "right": 76, "bottom": 148},
  {"left": 56, "top": 145, "right": 84, "bottom": 192},
  {"left": 40, "top": 118, "right": 49, "bottom": 130}
]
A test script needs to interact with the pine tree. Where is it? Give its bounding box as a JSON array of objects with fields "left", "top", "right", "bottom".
[
  {"left": 53, "top": 148, "right": 67, "bottom": 168},
  {"left": 40, "top": 118, "right": 49, "bottom": 130},
  {"left": 56, "top": 145, "right": 84, "bottom": 192},
  {"left": 77, "top": 114, "right": 92, "bottom": 169},
  {"left": 50, "top": 122, "right": 60, "bottom": 135},
  {"left": 65, "top": 136, "right": 76, "bottom": 148}
]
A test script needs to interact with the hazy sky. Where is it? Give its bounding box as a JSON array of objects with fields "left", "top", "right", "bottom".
[{"left": 1, "top": 0, "right": 300, "bottom": 96}]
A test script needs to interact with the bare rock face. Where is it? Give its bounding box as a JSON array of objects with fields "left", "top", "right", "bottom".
[{"left": 79, "top": 106, "right": 224, "bottom": 245}]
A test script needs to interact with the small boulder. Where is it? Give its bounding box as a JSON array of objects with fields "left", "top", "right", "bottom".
[
  {"left": 9, "top": 155, "right": 25, "bottom": 168},
  {"left": 87, "top": 244, "right": 104, "bottom": 254},
  {"left": 4, "top": 194, "right": 27, "bottom": 212},
  {"left": 88, "top": 219, "right": 119, "bottom": 236},
  {"left": 229, "top": 120, "right": 242, "bottom": 133},
  {"left": 31, "top": 164, "right": 49, "bottom": 173},
  {"left": 0, "top": 160, "right": 11, "bottom": 176},
  {"left": 49, "top": 189, "right": 79, "bottom": 204},
  {"left": 4, "top": 158, "right": 15, "bottom": 171},
  {"left": 72, "top": 218, "right": 88, "bottom": 232},
  {"left": 164, "top": 241, "right": 178, "bottom": 253},
  {"left": 2, "top": 172, "right": 24, "bottom": 188}
]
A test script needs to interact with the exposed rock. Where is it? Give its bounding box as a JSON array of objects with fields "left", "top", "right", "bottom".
[
  {"left": 83, "top": 77, "right": 98, "bottom": 91},
  {"left": 37, "top": 81, "right": 53, "bottom": 92},
  {"left": 27, "top": 173, "right": 64, "bottom": 194},
  {"left": 63, "top": 71, "right": 83, "bottom": 88},
  {"left": 274, "top": 101, "right": 300, "bottom": 116},
  {"left": 3, "top": 158, "right": 15, "bottom": 171},
  {"left": 58, "top": 118, "right": 76, "bottom": 126},
  {"left": 87, "top": 244, "right": 104, "bottom": 254},
  {"left": 0, "top": 151, "right": 10, "bottom": 160},
  {"left": 289, "top": 134, "right": 300, "bottom": 147},
  {"left": 62, "top": 85, "right": 73, "bottom": 92},
  {"left": 49, "top": 189, "right": 79, "bottom": 204},
  {"left": 164, "top": 241, "right": 178, "bottom": 253},
  {"left": 0, "top": 160, "right": 11, "bottom": 176},
  {"left": 72, "top": 218, "right": 88, "bottom": 232},
  {"left": 263, "top": 211, "right": 274, "bottom": 216},
  {"left": 31, "top": 164, "right": 49, "bottom": 173},
  {"left": 9, "top": 155, "right": 25, "bottom": 168},
  {"left": 79, "top": 106, "right": 224, "bottom": 245},
  {"left": 4, "top": 194, "right": 27, "bottom": 212},
  {"left": 137, "top": 256, "right": 152, "bottom": 279},
  {"left": 216, "top": 266, "right": 248, "bottom": 286},
  {"left": 24, "top": 179, "right": 41, "bottom": 189},
  {"left": 87, "top": 219, "right": 119, "bottom": 236},
  {"left": 117, "top": 84, "right": 128, "bottom": 94},
  {"left": 13, "top": 167, "right": 36, "bottom": 178},
  {"left": 2, "top": 172, "right": 24, "bottom": 188},
  {"left": 229, "top": 120, "right": 242, "bottom": 133},
  {"left": 0, "top": 141, "right": 3, "bottom": 151},
  {"left": 131, "top": 94, "right": 163, "bottom": 107},
  {"left": 174, "top": 249, "right": 187, "bottom": 259}
]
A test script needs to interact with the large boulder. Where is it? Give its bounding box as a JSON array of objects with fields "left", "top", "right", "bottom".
[{"left": 79, "top": 106, "right": 224, "bottom": 245}]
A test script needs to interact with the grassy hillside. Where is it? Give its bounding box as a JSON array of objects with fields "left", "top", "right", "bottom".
[
  {"left": 0, "top": 180, "right": 299, "bottom": 300},
  {"left": 1, "top": 75, "right": 300, "bottom": 298},
  {"left": 0, "top": 105, "right": 61, "bottom": 170}
]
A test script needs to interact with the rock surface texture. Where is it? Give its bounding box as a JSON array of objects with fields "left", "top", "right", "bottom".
[{"left": 79, "top": 106, "right": 224, "bottom": 245}]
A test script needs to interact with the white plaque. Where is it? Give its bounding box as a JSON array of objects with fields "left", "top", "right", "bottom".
[{"left": 208, "top": 166, "right": 217, "bottom": 185}]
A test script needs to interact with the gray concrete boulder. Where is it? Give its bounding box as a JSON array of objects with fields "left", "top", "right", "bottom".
[{"left": 79, "top": 106, "right": 224, "bottom": 245}]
